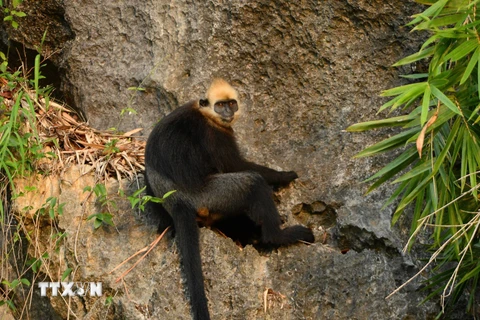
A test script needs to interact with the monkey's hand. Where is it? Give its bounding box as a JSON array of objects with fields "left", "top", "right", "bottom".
[
  {"left": 271, "top": 170, "right": 298, "bottom": 187},
  {"left": 281, "top": 170, "right": 298, "bottom": 183}
]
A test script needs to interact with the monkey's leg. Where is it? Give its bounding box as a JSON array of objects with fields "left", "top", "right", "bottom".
[
  {"left": 242, "top": 161, "right": 298, "bottom": 186},
  {"left": 145, "top": 174, "right": 173, "bottom": 234},
  {"left": 194, "top": 172, "right": 314, "bottom": 245}
]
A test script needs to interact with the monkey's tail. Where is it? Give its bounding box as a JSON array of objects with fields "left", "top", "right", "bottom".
[{"left": 170, "top": 200, "right": 211, "bottom": 320}]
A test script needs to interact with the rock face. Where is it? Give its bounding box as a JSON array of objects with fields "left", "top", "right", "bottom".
[
  {"left": 2, "top": 0, "right": 467, "bottom": 319},
  {"left": 12, "top": 166, "right": 437, "bottom": 320},
  {"left": 53, "top": 0, "right": 422, "bottom": 251}
]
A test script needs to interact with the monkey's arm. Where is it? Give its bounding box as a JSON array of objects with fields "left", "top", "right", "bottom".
[
  {"left": 241, "top": 161, "right": 298, "bottom": 186},
  {"left": 210, "top": 131, "right": 297, "bottom": 186}
]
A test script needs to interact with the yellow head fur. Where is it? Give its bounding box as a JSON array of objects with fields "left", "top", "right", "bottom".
[
  {"left": 199, "top": 79, "right": 241, "bottom": 128},
  {"left": 206, "top": 79, "right": 239, "bottom": 103}
]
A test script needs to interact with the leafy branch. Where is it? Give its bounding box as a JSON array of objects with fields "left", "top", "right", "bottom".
[
  {"left": 1, "top": 0, "right": 26, "bottom": 29},
  {"left": 348, "top": 0, "right": 480, "bottom": 315}
]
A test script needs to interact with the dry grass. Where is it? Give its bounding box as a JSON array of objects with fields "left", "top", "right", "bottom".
[
  {"left": 3, "top": 88, "right": 146, "bottom": 181},
  {"left": 1, "top": 78, "right": 146, "bottom": 318}
]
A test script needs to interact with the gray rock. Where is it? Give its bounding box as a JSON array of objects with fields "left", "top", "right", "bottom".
[
  {"left": 12, "top": 167, "right": 439, "bottom": 319},
  {"left": 2, "top": 0, "right": 469, "bottom": 319}
]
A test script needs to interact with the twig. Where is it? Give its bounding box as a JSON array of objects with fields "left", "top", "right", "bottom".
[
  {"left": 113, "top": 226, "right": 170, "bottom": 283},
  {"left": 386, "top": 213, "right": 479, "bottom": 300}
]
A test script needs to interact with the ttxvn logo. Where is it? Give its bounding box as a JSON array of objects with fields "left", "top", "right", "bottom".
[{"left": 38, "top": 282, "right": 102, "bottom": 297}]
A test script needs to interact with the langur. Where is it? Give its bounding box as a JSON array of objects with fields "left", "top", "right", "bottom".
[{"left": 145, "top": 79, "right": 314, "bottom": 320}]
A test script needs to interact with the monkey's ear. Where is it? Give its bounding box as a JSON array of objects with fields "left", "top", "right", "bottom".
[{"left": 199, "top": 99, "right": 209, "bottom": 107}]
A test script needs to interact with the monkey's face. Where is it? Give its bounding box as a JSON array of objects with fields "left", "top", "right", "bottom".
[
  {"left": 199, "top": 79, "right": 241, "bottom": 128},
  {"left": 199, "top": 98, "right": 240, "bottom": 128},
  {"left": 214, "top": 99, "right": 239, "bottom": 123}
]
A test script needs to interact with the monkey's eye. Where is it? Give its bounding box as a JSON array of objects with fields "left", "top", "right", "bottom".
[
  {"left": 228, "top": 100, "right": 238, "bottom": 112},
  {"left": 214, "top": 100, "right": 237, "bottom": 114}
]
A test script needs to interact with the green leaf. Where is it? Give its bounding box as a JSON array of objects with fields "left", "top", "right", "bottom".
[
  {"left": 404, "top": 104, "right": 456, "bottom": 133},
  {"left": 31, "top": 258, "right": 42, "bottom": 273},
  {"left": 41, "top": 28, "right": 48, "bottom": 48},
  {"left": 94, "top": 183, "right": 107, "bottom": 197},
  {"left": 346, "top": 114, "right": 415, "bottom": 132},
  {"left": 421, "top": 84, "right": 431, "bottom": 126},
  {"left": 365, "top": 148, "right": 418, "bottom": 194},
  {"left": 105, "top": 296, "right": 113, "bottom": 306},
  {"left": 380, "top": 83, "right": 428, "bottom": 113},
  {"left": 87, "top": 213, "right": 98, "bottom": 221},
  {"left": 380, "top": 82, "right": 427, "bottom": 97},
  {"left": 392, "top": 160, "right": 432, "bottom": 184},
  {"left": 427, "top": 13, "right": 469, "bottom": 28},
  {"left": 444, "top": 39, "right": 478, "bottom": 62},
  {"left": 354, "top": 127, "right": 418, "bottom": 158},
  {"left": 6, "top": 300, "right": 15, "bottom": 311},
  {"left": 132, "top": 186, "right": 146, "bottom": 197},
  {"left": 400, "top": 73, "right": 429, "bottom": 79},
  {"left": 378, "top": 95, "right": 403, "bottom": 113},
  {"left": 127, "top": 86, "right": 146, "bottom": 91},
  {"left": 62, "top": 268, "right": 73, "bottom": 281},
  {"left": 129, "top": 197, "right": 140, "bottom": 209},
  {"left": 432, "top": 118, "right": 461, "bottom": 174},
  {"left": 478, "top": 46, "right": 480, "bottom": 99},
  {"left": 163, "top": 190, "right": 176, "bottom": 199},
  {"left": 420, "top": 34, "right": 440, "bottom": 52},
  {"left": 458, "top": 261, "right": 480, "bottom": 285},
  {"left": 430, "top": 84, "right": 461, "bottom": 115},
  {"left": 101, "top": 213, "right": 114, "bottom": 226},
  {"left": 0, "top": 61, "right": 7, "bottom": 72},
  {"left": 468, "top": 103, "right": 480, "bottom": 121},
  {"left": 93, "top": 219, "right": 102, "bottom": 229},
  {"left": 12, "top": 10, "right": 26, "bottom": 18},
  {"left": 460, "top": 46, "right": 480, "bottom": 84},
  {"left": 392, "top": 47, "right": 435, "bottom": 67},
  {"left": 34, "top": 54, "right": 40, "bottom": 99},
  {"left": 364, "top": 147, "right": 418, "bottom": 183},
  {"left": 57, "top": 203, "right": 65, "bottom": 215},
  {"left": 47, "top": 196, "right": 57, "bottom": 207},
  {"left": 408, "top": 0, "right": 449, "bottom": 26},
  {"left": 394, "top": 175, "right": 432, "bottom": 218}
]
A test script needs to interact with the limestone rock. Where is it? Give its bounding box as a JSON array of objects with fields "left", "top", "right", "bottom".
[
  {"left": 11, "top": 167, "right": 438, "bottom": 319},
  {"left": 1, "top": 0, "right": 470, "bottom": 319}
]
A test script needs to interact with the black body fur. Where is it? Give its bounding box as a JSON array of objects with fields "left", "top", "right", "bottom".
[{"left": 145, "top": 100, "right": 314, "bottom": 320}]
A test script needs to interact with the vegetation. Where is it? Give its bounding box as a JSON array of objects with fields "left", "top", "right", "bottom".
[
  {"left": 1, "top": 0, "right": 25, "bottom": 30},
  {"left": 0, "top": 2, "right": 153, "bottom": 313},
  {"left": 0, "top": 40, "right": 61, "bottom": 315},
  {"left": 85, "top": 184, "right": 116, "bottom": 229},
  {"left": 0, "top": 24, "right": 168, "bottom": 318},
  {"left": 347, "top": 0, "right": 480, "bottom": 315}
]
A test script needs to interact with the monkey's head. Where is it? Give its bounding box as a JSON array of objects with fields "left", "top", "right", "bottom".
[{"left": 199, "top": 79, "right": 241, "bottom": 128}]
